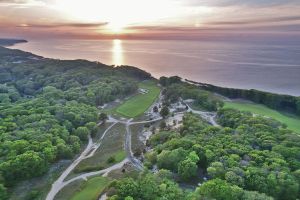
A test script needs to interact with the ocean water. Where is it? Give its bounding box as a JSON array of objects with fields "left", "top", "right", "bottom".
[{"left": 11, "top": 39, "right": 300, "bottom": 96}]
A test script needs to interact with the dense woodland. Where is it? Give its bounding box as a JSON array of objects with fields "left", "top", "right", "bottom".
[
  {"left": 109, "top": 111, "right": 300, "bottom": 200},
  {"left": 0, "top": 46, "right": 151, "bottom": 198},
  {"left": 186, "top": 79, "right": 300, "bottom": 116}
]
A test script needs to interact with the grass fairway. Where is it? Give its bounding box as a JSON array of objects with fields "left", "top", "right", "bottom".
[
  {"left": 224, "top": 101, "right": 300, "bottom": 133},
  {"left": 71, "top": 176, "right": 110, "bottom": 200},
  {"left": 116, "top": 81, "right": 160, "bottom": 118}
]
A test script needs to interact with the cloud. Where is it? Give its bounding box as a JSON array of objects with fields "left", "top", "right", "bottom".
[
  {"left": 0, "top": 0, "right": 27, "bottom": 3},
  {"left": 16, "top": 22, "right": 108, "bottom": 28},
  {"left": 0, "top": 0, "right": 49, "bottom": 3},
  {"left": 0, "top": 0, "right": 35, "bottom": 3},
  {"left": 180, "top": 0, "right": 300, "bottom": 7},
  {"left": 0, "top": 0, "right": 49, "bottom": 6},
  {"left": 207, "top": 16, "right": 300, "bottom": 26}
]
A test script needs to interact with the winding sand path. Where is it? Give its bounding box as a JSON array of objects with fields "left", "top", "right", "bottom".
[{"left": 46, "top": 116, "right": 163, "bottom": 200}]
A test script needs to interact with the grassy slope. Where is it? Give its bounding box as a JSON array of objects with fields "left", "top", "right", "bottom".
[
  {"left": 116, "top": 81, "right": 160, "bottom": 118},
  {"left": 73, "top": 123, "right": 126, "bottom": 174},
  {"left": 71, "top": 176, "right": 110, "bottom": 200},
  {"left": 224, "top": 101, "right": 300, "bottom": 133}
]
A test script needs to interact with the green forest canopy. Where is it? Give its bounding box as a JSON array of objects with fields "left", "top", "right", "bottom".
[{"left": 0, "top": 46, "right": 151, "bottom": 198}]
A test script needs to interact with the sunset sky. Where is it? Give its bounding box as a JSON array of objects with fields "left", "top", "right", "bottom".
[{"left": 0, "top": 0, "right": 299, "bottom": 40}]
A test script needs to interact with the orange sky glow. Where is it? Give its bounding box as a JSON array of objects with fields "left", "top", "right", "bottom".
[{"left": 0, "top": 0, "right": 299, "bottom": 40}]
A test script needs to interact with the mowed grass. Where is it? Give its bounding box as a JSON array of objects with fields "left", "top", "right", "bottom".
[
  {"left": 71, "top": 176, "right": 110, "bottom": 200},
  {"left": 116, "top": 81, "right": 160, "bottom": 118},
  {"left": 224, "top": 101, "right": 300, "bottom": 133}
]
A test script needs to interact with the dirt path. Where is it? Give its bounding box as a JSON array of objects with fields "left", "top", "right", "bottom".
[
  {"left": 129, "top": 117, "right": 162, "bottom": 125},
  {"left": 62, "top": 159, "right": 129, "bottom": 186},
  {"left": 125, "top": 123, "right": 143, "bottom": 170}
]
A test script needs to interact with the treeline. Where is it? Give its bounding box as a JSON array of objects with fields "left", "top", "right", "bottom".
[
  {"left": 115, "top": 65, "right": 152, "bottom": 80},
  {"left": 186, "top": 79, "right": 300, "bottom": 116},
  {"left": 127, "top": 111, "right": 299, "bottom": 200},
  {"left": 0, "top": 46, "right": 152, "bottom": 198}
]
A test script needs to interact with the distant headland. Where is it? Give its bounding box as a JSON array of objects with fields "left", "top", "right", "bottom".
[{"left": 0, "top": 38, "right": 28, "bottom": 46}]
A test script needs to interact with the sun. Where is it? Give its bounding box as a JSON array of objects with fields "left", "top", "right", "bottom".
[
  {"left": 107, "top": 22, "right": 125, "bottom": 34},
  {"left": 111, "top": 26, "right": 123, "bottom": 34}
]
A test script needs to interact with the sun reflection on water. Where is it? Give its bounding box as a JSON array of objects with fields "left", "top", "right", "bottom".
[{"left": 112, "top": 39, "right": 123, "bottom": 66}]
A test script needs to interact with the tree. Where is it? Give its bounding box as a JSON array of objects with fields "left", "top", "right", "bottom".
[
  {"left": 42, "top": 86, "right": 64, "bottom": 100},
  {"left": 153, "top": 106, "right": 159, "bottom": 113},
  {"left": 56, "top": 142, "right": 73, "bottom": 159},
  {"left": 178, "top": 158, "right": 198, "bottom": 180},
  {"left": 196, "top": 179, "right": 243, "bottom": 200},
  {"left": 116, "top": 178, "right": 139, "bottom": 199},
  {"left": 242, "top": 191, "right": 274, "bottom": 200},
  {"left": 225, "top": 171, "right": 244, "bottom": 187},
  {"left": 0, "top": 184, "right": 8, "bottom": 200},
  {"left": 125, "top": 197, "right": 134, "bottom": 200},
  {"left": 43, "top": 146, "right": 57, "bottom": 162},
  {"left": 157, "top": 148, "right": 187, "bottom": 171},
  {"left": 0, "top": 151, "right": 48, "bottom": 185},
  {"left": 159, "top": 76, "right": 168, "bottom": 86},
  {"left": 160, "top": 106, "right": 169, "bottom": 118},
  {"left": 69, "top": 135, "right": 81, "bottom": 153},
  {"left": 297, "top": 99, "right": 300, "bottom": 115},
  {"left": 74, "top": 126, "right": 89, "bottom": 141},
  {"left": 207, "top": 162, "right": 225, "bottom": 179},
  {"left": 187, "top": 151, "right": 200, "bottom": 163},
  {"left": 138, "top": 174, "right": 160, "bottom": 200},
  {"left": 155, "top": 169, "right": 173, "bottom": 180},
  {"left": 85, "top": 122, "right": 97, "bottom": 134},
  {"left": 99, "top": 113, "right": 108, "bottom": 122},
  {"left": 158, "top": 180, "right": 184, "bottom": 199},
  {"left": 159, "top": 121, "right": 167, "bottom": 130}
]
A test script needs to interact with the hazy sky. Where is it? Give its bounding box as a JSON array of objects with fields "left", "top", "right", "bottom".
[{"left": 0, "top": 0, "right": 299, "bottom": 40}]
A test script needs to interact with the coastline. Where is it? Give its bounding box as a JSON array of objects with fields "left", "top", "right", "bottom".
[
  {"left": 8, "top": 38, "right": 300, "bottom": 97},
  {"left": 3, "top": 39, "right": 300, "bottom": 97}
]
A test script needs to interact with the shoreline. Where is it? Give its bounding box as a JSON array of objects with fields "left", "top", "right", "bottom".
[{"left": 3, "top": 40, "right": 300, "bottom": 97}]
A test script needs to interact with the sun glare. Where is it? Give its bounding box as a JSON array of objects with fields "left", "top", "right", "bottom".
[
  {"left": 112, "top": 39, "right": 123, "bottom": 65},
  {"left": 52, "top": 0, "right": 183, "bottom": 33}
]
